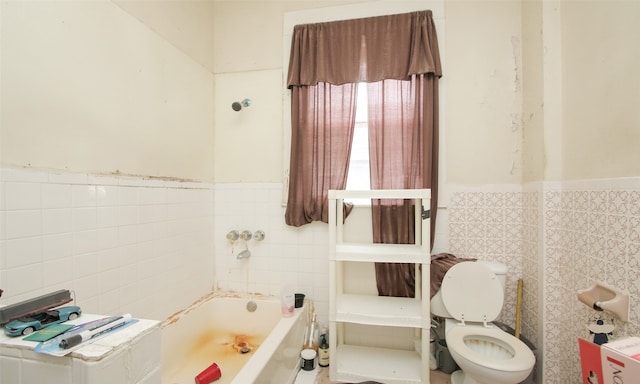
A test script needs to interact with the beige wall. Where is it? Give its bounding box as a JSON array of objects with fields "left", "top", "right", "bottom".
[
  {"left": 445, "top": 1, "right": 524, "bottom": 184},
  {"left": 561, "top": 1, "right": 640, "bottom": 180},
  {"left": 212, "top": 0, "right": 528, "bottom": 185},
  {"left": 521, "top": 0, "right": 545, "bottom": 183},
  {"left": 211, "top": 0, "right": 369, "bottom": 183},
  {"left": 1, "top": 1, "right": 215, "bottom": 181},
  {"left": 3, "top": 0, "right": 638, "bottom": 183}
]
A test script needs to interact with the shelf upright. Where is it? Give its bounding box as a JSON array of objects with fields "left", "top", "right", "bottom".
[{"left": 328, "top": 189, "right": 431, "bottom": 384}]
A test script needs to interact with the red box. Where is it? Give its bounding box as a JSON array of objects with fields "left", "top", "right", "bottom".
[{"left": 579, "top": 338, "right": 603, "bottom": 384}]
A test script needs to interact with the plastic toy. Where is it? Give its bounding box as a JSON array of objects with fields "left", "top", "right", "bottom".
[{"left": 4, "top": 306, "right": 82, "bottom": 337}]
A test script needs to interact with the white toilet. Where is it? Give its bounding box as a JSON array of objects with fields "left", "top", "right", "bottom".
[{"left": 431, "top": 261, "right": 535, "bottom": 384}]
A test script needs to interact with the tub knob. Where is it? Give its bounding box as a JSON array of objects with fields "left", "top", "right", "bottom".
[{"left": 253, "top": 230, "right": 265, "bottom": 241}]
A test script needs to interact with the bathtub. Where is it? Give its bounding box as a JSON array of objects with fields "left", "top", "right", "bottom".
[{"left": 161, "top": 293, "right": 308, "bottom": 384}]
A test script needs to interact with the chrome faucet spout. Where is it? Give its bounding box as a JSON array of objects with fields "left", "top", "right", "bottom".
[{"left": 236, "top": 249, "right": 251, "bottom": 260}]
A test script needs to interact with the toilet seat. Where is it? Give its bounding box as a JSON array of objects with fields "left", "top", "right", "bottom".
[
  {"left": 446, "top": 324, "right": 535, "bottom": 372},
  {"left": 441, "top": 262, "right": 504, "bottom": 324}
]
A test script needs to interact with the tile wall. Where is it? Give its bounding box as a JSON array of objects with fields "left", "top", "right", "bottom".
[
  {"left": 4, "top": 168, "right": 638, "bottom": 383},
  {"left": 446, "top": 178, "right": 640, "bottom": 384},
  {"left": 541, "top": 178, "right": 640, "bottom": 384},
  {"left": 0, "top": 167, "right": 215, "bottom": 321},
  {"left": 212, "top": 183, "right": 331, "bottom": 321}
]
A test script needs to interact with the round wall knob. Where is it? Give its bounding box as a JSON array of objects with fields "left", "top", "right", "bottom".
[{"left": 253, "top": 230, "right": 266, "bottom": 241}]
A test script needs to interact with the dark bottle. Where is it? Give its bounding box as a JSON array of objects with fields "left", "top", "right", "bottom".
[{"left": 318, "top": 333, "right": 330, "bottom": 367}]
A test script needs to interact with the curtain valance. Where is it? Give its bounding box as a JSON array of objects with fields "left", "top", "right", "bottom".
[{"left": 287, "top": 10, "right": 442, "bottom": 87}]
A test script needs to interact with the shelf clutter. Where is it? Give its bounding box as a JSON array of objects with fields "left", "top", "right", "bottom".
[{"left": 328, "top": 189, "right": 431, "bottom": 384}]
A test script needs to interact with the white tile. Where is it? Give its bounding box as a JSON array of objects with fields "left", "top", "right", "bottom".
[
  {"left": 118, "top": 225, "right": 138, "bottom": 246},
  {"left": 73, "top": 230, "right": 97, "bottom": 255},
  {"left": 42, "top": 183, "right": 72, "bottom": 209},
  {"left": 74, "top": 252, "right": 101, "bottom": 277},
  {"left": 5, "top": 265, "right": 44, "bottom": 296},
  {"left": 76, "top": 346, "right": 128, "bottom": 384},
  {"left": 4, "top": 182, "right": 42, "bottom": 210},
  {"left": 97, "top": 206, "right": 118, "bottom": 228},
  {"left": 42, "top": 259, "right": 74, "bottom": 288},
  {"left": 42, "top": 233, "right": 74, "bottom": 261},
  {"left": 43, "top": 208, "right": 72, "bottom": 235},
  {"left": 118, "top": 205, "right": 138, "bottom": 226},
  {"left": 96, "top": 185, "right": 119, "bottom": 207},
  {"left": 74, "top": 274, "right": 100, "bottom": 303},
  {"left": 138, "top": 187, "right": 167, "bottom": 205},
  {"left": 0, "top": 168, "right": 48, "bottom": 183},
  {"left": 22, "top": 357, "right": 72, "bottom": 384},
  {"left": 5, "top": 210, "right": 41, "bottom": 239},
  {"left": 130, "top": 327, "right": 162, "bottom": 382},
  {"left": 72, "top": 207, "right": 97, "bottom": 232},
  {"left": 119, "top": 186, "right": 138, "bottom": 205},
  {"left": 48, "top": 171, "right": 88, "bottom": 185},
  {"left": 5, "top": 237, "right": 42, "bottom": 268},
  {"left": 137, "top": 367, "right": 161, "bottom": 384},
  {"left": 72, "top": 185, "right": 97, "bottom": 208},
  {"left": 0, "top": 356, "right": 22, "bottom": 383},
  {"left": 96, "top": 228, "right": 119, "bottom": 252}
]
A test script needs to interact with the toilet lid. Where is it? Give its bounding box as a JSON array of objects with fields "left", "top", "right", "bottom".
[{"left": 441, "top": 262, "right": 504, "bottom": 322}]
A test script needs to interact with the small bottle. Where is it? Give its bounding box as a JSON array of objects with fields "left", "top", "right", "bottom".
[
  {"left": 304, "top": 313, "right": 319, "bottom": 351},
  {"left": 318, "top": 332, "right": 330, "bottom": 367}
]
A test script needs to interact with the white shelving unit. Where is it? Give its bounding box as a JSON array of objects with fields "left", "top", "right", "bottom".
[{"left": 328, "top": 189, "right": 431, "bottom": 384}]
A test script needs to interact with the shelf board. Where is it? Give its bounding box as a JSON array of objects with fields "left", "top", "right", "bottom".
[
  {"left": 328, "top": 189, "right": 430, "bottom": 200},
  {"left": 333, "top": 243, "right": 429, "bottom": 263},
  {"left": 334, "top": 344, "right": 424, "bottom": 384},
  {"left": 332, "top": 294, "right": 427, "bottom": 328}
]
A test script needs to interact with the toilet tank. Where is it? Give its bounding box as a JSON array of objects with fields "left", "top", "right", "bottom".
[
  {"left": 430, "top": 260, "right": 508, "bottom": 318},
  {"left": 475, "top": 260, "right": 508, "bottom": 292}
]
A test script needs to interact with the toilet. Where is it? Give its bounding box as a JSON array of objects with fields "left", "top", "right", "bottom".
[{"left": 431, "top": 261, "right": 535, "bottom": 384}]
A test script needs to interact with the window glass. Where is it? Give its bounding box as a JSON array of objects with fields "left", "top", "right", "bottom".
[{"left": 345, "top": 83, "right": 371, "bottom": 204}]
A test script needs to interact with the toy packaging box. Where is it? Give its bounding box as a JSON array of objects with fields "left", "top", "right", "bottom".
[
  {"left": 600, "top": 336, "right": 640, "bottom": 384},
  {"left": 580, "top": 337, "right": 640, "bottom": 384},
  {"left": 579, "top": 338, "right": 603, "bottom": 384}
]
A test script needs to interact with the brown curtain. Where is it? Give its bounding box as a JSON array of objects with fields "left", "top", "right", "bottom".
[
  {"left": 368, "top": 75, "right": 439, "bottom": 297},
  {"left": 287, "top": 11, "right": 441, "bottom": 86},
  {"left": 284, "top": 83, "right": 357, "bottom": 226},
  {"left": 285, "top": 11, "right": 441, "bottom": 296}
]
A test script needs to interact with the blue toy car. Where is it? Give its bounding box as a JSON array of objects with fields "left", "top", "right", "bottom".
[{"left": 4, "top": 306, "right": 82, "bottom": 337}]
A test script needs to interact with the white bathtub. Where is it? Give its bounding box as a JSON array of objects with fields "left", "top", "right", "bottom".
[{"left": 161, "top": 293, "right": 308, "bottom": 384}]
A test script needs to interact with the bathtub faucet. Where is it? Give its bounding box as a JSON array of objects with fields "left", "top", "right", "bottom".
[{"left": 236, "top": 249, "right": 251, "bottom": 260}]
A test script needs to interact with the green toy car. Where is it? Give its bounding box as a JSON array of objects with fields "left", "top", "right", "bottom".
[{"left": 4, "top": 306, "right": 82, "bottom": 337}]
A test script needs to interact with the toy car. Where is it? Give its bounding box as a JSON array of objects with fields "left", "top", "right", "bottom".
[{"left": 4, "top": 306, "right": 82, "bottom": 337}]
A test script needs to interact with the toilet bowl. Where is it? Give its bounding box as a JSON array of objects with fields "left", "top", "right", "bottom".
[{"left": 436, "top": 262, "right": 535, "bottom": 384}]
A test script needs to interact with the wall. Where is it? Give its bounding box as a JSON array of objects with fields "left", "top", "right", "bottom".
[
  {"left": 0, "top": 1, "right": 215, "bottom": 182},
  {"left": 561, "top": 1, "right": 640, "bottom": 181},
  {"left": 0, "top": 167, "right": 214, "bottom": 321},
  {"left": 3, "top": 2, "right": 640, "bottom": 383},
  {"left": 445, "top": 1, "right": 524, "bottom": 184},
  {"left": 211, "top": 0, "right": 369, "bottom": 183},
  {"left": 538, "top": 2, "right": 640, "bottom": 383}
]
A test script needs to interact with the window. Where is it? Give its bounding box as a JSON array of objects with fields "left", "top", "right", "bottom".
[
  {"left": 284, "top": 10, "right": 441, "bottom": 232},
  {"left": 345, "top": 83, "right": 371, "bottom": 200}
]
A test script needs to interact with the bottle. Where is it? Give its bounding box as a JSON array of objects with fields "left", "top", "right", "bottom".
[
  {"left": 280, "top": 285, "right": 294, "bottom": 317},
  {"left": 304, "top": 313, "right": 319, "bottom": 350},
  {"left": 318, "top": 332, "right": 330, "bottom": 367}
]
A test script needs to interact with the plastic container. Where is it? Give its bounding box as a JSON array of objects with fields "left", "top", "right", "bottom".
[
  {"left": 195, "top": 362, "right": 221, "bottom": 383},
  {"left": 280, "top": 285, "right": 295, "bottom": 317},
  {"left": 300, "top": 348, "right": 317, "bottom": 371}
]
